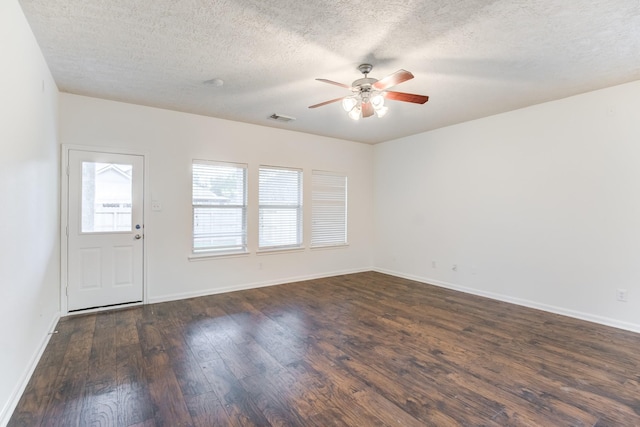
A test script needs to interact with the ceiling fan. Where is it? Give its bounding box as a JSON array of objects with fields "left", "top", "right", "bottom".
[{"left": 309, "top": 64, "right": 429, "bottom": 120}]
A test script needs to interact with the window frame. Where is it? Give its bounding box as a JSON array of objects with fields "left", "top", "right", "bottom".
[
  {"left": 311, "top": 170, "right": 348, "bottom": 248},
  {"left": 258, "top": 165, "right": 304, "bottom": 252},
  {"left": 191, "top": 160, "right": 248, "bottom": 257}
]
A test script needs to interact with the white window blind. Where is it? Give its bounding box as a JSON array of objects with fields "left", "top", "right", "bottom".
[
  {"left": 311, "top": 170, "right": 347, "bottom": 247},
  {"left": 192, "top": 161, "right": 247, "bottom": 255},
  {"left": 259, "top": 166, "right": 303, "bottom": 250}
]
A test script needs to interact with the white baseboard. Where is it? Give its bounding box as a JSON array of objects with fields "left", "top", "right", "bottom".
[
  {"left": 374, "top": 268, "right": 640, "bottom": 334},
  {"left": 148, "top": 267, "right": 372, "bottom": 304},
  {"left": 0, "top": 312, "right": 61, "bottom": 427}
]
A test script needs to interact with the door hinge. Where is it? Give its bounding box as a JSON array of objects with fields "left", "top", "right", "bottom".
[{"left": 65, "top": 225, "right": 68, "bottom": 236}]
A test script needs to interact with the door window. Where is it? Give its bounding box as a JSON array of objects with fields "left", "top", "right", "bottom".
[{"left": 81, "top": 162, "right": 133, "bottom": 233}]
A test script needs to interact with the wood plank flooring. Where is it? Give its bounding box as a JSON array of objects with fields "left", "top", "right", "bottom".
[{"left": 9, "top": 271, "right": 640, "bottom": 426}]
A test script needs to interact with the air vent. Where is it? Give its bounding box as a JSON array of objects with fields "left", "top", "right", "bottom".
[{"left": 268, "top": 113, "right": 296, "bottom": 123}]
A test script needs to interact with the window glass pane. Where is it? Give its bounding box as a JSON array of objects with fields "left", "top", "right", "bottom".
[
  {"left": 259, "top": 168, "right": 302, "bottom": 205},
  {"left": 193, "top": 207, "right": 246, "bottom": 252},
  {"left": 81, "top": 162, "right": 132, "bottom": 232},
  {"left": 259, "top": 207, "right": 301, "bottom": 248},
  {"left": 259, "top": 167, "right": 302, "bottom": 249},
  {"left": 192, "top": 161, "right": 247, "bottom": 254},
  {"left": 193, "top": 163, "right": 245, "bottom": 205}
]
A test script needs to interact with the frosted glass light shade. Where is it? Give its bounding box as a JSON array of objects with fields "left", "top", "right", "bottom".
[
  {"left": 375, "top": 106, "right": 388, "bottom": 117},
  {"left": 348, "top": 106, "right": 361, "bottom": 120},
  {"left": 342, "top": 97, "right": 357, "bottom": 112},
  {"left": 371, "top": 93, "right": 384, "bottom": 109}
]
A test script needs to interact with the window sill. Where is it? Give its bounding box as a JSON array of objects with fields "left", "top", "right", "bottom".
[
  {"left": 188, "top": 251, "right": 250, "bottom": 261},
  {"left": 310, "top": 243, "right": 349, "bottom": 251},
  {"left": 256, "top": 246, "right": 305, "bottom": 256}
]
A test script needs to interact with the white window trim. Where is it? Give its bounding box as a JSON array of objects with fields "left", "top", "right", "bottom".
[
  {"left": 188, "top": 251, "right": 250, "bottom": 261},
  {"left": 192, "top": 159, "right": 248, "bottom": 257}
]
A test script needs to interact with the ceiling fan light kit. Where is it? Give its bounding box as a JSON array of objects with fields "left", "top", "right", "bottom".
[
  {"left": 342, "top": 91, "right": 388, "bottom": 120},
  {"left": 309, "top": 63, "right": 429, "bottom": 120}
]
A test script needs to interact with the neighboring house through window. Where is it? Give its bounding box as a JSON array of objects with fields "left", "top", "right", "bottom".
[{"left": 82, "top": 163, "right": 133, "bottom": 232}]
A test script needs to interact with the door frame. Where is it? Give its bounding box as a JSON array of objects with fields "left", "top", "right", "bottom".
[{"left": 61, "top": 144, "right": 149, "bottom": 315}]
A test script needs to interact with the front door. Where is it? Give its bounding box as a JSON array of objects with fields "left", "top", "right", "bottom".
[{"left": 67, "top": 149, "right": 144, "bottom": 311}]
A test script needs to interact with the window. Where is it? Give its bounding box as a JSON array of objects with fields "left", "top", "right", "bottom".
[
  {"left": 311, "top": 170, "right": 347, "bottom": 247},
  {"left": 81, "top": 162, "right": 133, "bottom": 232},
  {"left": 259, "top": 166, "right": 303, "bottom": 250},
  {"left": 192, "top": 161, "right": 247, "bottom": 255}
]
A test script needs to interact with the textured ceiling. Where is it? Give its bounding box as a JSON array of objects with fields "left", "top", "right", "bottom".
[{"left": 18, "top": 0, "right": 640, "bottom": 144}]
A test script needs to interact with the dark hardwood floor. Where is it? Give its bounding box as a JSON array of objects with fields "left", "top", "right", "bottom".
[{"left": 9, "top": 271, "right": 640, "bottom": 426}]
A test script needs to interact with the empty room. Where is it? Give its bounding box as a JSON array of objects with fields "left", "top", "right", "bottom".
[{"left": 2, "top": 0, "right": 640, "bottom": 425}]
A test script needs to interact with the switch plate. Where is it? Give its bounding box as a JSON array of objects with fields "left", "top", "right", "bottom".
[{"left": 616, "top": 288, "right": 628, "bottom": 302}]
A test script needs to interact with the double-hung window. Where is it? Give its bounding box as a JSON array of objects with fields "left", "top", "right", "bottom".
[
  {"left": 192, "top": 160, "right": 247, "bottom": 255},
  {"left": 258, "top": 166, "right": 303, "bottom": 250},
  {"left": 311, "top": 170, "right": 347, "bottom": 247}
]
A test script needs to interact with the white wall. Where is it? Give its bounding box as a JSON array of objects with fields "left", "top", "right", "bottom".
[
  {"left": 6, "top": 1, "right": 638, "bottom": 418},
  {"left": 0, "top": 0, "right": 60, "bottom": 424},
  {"left": 374, "top": 80, "right": 640, "bottom": 332},
  {"left": 59, "top": 94, "right": 374, "bottom": 303}
]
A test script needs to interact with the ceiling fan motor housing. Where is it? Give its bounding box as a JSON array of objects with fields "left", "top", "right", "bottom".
[
  {"left": 352, "top": 77, "right": 378, "bottom": 92},
  {"left": 353, "top": 64, "right": 377, "bottom": 92}
]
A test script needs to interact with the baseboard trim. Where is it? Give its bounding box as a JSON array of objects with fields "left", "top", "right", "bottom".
[
  {"left": 0, "top": 311, "right": 61, "bottom": 427},
  {"left": 374, "top": 268, "right": 640, "bottom": 334},
  {"left": 148, "top": 267, "right": 372, "bottom": 305}
]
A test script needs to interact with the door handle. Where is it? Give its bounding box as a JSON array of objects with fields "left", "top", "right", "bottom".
[{"left": 134, "top": 234, "right": 142, "bottom": 240}]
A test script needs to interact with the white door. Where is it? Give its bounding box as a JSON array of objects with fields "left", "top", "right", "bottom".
[{"left": 67, "top": 149, "right": 144, "bottom": 311}]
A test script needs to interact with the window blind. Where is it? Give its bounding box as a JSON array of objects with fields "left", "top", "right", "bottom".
[
  {"left": 192, "top": 161, "right": 247, "bottom": 254},
  {"left": 311, "top": 170, "right": 347, "bottom": 247},
  {"left": 259, "top": 166, "right": 303, "bottom": 250}
]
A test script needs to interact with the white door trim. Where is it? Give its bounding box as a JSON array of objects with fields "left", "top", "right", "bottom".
[{"left": 60, "top": 144, "right": 149, "bottom": 315}]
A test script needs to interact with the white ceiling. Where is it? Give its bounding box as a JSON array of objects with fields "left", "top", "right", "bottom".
[{"left": 18, "top": 0, "right": 640, "bottom": 144}]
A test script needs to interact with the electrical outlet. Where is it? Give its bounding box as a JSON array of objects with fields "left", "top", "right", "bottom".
[
  {"left": 151, "top": 200, "right": 162, "bottom": 211},
  {"left": 616, "top": 289, "right": 628, "bottom": 302},
  {"left": 452, "top": 264, "right": 458, "bottom": 272}
]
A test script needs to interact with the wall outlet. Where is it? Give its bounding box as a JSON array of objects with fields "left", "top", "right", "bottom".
[
  {"left": 452, "top": 264, "right": 458, "bottom": 272},
  {"left": 616, "top": 288, "right": 628, "bottom": 302},
  {"left": 151, "top": 200, "right": 162, "bottom": 211}
]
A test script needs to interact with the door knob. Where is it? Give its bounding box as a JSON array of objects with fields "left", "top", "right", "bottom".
[{"left": 134, "top": 234, "right": 142, "bottom": 240}]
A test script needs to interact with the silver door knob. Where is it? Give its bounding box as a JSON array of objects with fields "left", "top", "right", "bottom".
[{"left": 134, "top": 234, "right": 142, "bottom": 240}]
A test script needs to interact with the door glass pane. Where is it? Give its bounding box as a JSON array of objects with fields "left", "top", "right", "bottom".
[{"left": 81, "top": 162, "right": 133, "bottom": 232}]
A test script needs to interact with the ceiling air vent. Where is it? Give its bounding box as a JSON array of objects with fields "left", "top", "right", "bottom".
[{"left": 268, "top": 113, "right": 296, "bottom": 123}]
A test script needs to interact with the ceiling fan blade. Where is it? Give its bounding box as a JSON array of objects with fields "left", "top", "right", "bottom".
[
  {"left": 362, "top": 102, "right": 374, "bottom": 118},
  {"left": 373, "top": 69, "right": 414, "bottom": 90},
  {"left": 384, "top": 91, "right": 429, "bottom": 104},
  {"left": 316, "top": 78, "right": 351, "bottom": 89},
  {"left": 308, "top": 97, "right": 345, "bottom": 109}
]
